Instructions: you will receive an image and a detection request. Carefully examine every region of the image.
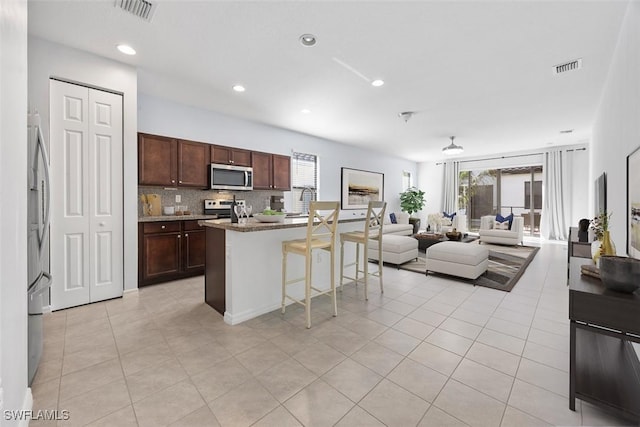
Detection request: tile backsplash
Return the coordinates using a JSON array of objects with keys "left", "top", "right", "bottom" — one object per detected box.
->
[{"left": 138, "top": 186, "right": 284, "bottom": 216}]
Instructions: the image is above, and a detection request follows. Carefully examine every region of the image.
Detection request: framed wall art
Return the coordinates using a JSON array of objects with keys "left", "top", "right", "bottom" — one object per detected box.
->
[
  {"left": 627, "top": 145, "right": 640, "bottom": 259},
  {"left": 341, "top": 167, "right": 384, "bottom": 210}
]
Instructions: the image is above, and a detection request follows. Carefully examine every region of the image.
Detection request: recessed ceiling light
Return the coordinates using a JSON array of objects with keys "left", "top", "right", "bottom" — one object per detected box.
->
[
  {"left": 371, "top": 79, "right": 385, "bottom": 87},
  {"left": 299, "top": 34, "right": 317, "bottom": 47},
  {"left": 301, "top": 109, "right": 311, "bottom": 114},
  {"left": 232, "top": 85, "right": 246, "bottom": 92},
  {"left": 559, "top": 129, "right": 574, "bottom": 134},
  {"left": 116, "top": 44, "right": 136, "bottom": 55}
]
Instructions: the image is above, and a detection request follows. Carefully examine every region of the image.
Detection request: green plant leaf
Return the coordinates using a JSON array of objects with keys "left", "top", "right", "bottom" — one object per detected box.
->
[{"left": 399, "top": 186, "right": 426, "bottom": 215}]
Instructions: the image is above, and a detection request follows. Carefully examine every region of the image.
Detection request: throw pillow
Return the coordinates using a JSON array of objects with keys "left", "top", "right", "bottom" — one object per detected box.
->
[
  {"left": 495, "top": 213, "right": 514, "bottom": 230},
  {"left": 390, "top": 213, "right": 397, "bottom": 224},
  {"left": 494, "top": 221, "right": 510, "bottom": 230}
]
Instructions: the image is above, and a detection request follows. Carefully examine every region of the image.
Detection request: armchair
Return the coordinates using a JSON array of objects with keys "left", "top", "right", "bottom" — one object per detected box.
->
[
  {"left": 479, "top": 215, "right": 524, "bottom": 245},
  {"left": 441, "top": 213, "right": 468, "bottom": 234}
]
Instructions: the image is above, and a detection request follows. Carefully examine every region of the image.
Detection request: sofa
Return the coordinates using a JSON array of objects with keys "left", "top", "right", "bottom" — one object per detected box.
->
[
  {"left": 383, "top": 212, "right": 414, "bottom": 236},
  {"left": 479, "top": 215, "right": 524, "bottom": 245}
]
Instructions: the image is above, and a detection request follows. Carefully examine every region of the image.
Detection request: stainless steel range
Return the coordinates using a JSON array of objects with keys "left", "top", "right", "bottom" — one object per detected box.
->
[{"left": 204, "top": 199, "right": 245, "bottom": 218}]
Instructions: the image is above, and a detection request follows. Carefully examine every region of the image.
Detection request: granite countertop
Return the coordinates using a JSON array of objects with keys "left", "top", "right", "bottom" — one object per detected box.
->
[
  {"left": 198, "top": 216, "right": 365, "bottom": 232},
  {"left": 139, "top": 214, "right": 220, "bottom": 223}
]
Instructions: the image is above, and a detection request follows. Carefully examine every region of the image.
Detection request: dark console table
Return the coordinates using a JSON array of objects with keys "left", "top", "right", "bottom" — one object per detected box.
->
[{"left": 569, "top": 257, "right": 640, "bottom": 422}]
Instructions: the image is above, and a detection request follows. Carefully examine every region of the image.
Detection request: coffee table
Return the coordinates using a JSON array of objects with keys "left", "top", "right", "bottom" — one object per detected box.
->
[{"left": 414, "top": 233, "right": 443, "bottom": 251}]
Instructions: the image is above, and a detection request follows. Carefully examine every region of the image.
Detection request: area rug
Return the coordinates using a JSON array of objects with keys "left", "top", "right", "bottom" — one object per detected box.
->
[{"left": 399, "top": 242, "right": 540, "bottom": 292}]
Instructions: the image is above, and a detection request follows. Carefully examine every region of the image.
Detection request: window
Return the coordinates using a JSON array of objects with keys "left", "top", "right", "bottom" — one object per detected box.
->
[
  {"left": 402, "top": 171, "right": 412, "bottom": 190},
  {"left": 291, "top": 152, "right": 318, "bottom": 213}
]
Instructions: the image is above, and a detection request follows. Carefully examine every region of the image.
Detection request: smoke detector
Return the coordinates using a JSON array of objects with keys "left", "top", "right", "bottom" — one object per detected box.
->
[
  {"left": 114, "top": 0, "right": 156, "bottom": 22},
  {"left": 553, "top": 58, "right": 582, "bottom": 75},
  {"left": 398, "top": 111, "right": 415, "bottom": 123}
]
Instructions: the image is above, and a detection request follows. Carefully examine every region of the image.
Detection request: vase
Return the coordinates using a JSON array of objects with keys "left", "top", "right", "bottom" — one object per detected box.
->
[
  {"left": 600, "top": 230, "right": 616, "bottom": 256},
  {"left": 592, "top": 231, "right": 616, "bottom": 267}
]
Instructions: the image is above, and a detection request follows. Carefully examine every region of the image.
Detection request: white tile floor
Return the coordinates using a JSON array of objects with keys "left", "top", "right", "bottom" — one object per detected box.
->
[{"left": 30, "top": 242, "right": 638, "bottom": 426}]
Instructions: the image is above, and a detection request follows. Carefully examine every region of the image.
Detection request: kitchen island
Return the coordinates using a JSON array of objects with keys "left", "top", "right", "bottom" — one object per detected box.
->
[{"left": 199, "top": 216, "right": 365, "bottom": 325}]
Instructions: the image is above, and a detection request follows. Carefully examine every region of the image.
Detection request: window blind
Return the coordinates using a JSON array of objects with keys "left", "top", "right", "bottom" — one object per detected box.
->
[{"left": 291, "top": 152, "right": 318, "bottom": 213}]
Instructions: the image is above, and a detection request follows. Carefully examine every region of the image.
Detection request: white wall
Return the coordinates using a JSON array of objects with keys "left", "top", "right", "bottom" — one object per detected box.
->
[
  {"left": 28, "top": 37, "right": 138, "bottom": 292},
  {"left": 591, "top": 1, "right": 640, "bottom": 251},
  {"left": 0, "top": 0, "right": 30, "bottom": 422},
  {"left": 138, "top": 94, "right": 417, "bottom": 217},
  {"left": 417, "top": 161, "right": 444, "bottom": 228}
]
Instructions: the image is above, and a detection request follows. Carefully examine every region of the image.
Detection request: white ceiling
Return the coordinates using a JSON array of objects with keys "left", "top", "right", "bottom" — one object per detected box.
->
[{"left": 28, "top": 1, "right": 629, "bottom": 162}]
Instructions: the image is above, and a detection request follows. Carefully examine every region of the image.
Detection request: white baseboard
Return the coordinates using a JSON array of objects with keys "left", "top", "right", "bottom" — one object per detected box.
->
[
  {"left": 19, "top": 388, "right": 33, "bottom": 427},
  {"left": 223, "top": 301, "right": 283, "bottom": 325},
  {"left": 123, "top": 288, "right": 139, "bottom": 297}
]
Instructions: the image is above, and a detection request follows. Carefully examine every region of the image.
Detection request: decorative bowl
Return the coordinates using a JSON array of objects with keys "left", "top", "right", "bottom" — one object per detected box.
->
[
  {"left": 445, "top": 230, "right": 462, "bottom": 241},
  {"left": 599, "top": 256, "right": 640, "bottom": 293},
  {"left": 254, "top": 213, "right": 286, "bottom": 223}
]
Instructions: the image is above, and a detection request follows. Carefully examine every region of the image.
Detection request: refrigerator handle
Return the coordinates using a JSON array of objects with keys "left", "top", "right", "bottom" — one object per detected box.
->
[
  {"left": 244, "top": 171, "right": 249, "bottom": 188},
  {"left": 36, "top": 125, "right": 51, "bottom": 256}
]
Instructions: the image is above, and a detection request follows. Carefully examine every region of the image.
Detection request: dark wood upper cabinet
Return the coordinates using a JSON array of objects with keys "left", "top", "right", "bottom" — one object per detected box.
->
[
  {"left": 211, "top": 145, "right": 251, "bottom": 167},
  {"left": 251, "top": 151, "right": 272, "bottom": 189},
  {"left": 251, "top": 151, "right": 291, "bottom": 190},
  {"left": 272, "top": 154, "right": 291, "bottom": 190},
  {"left": 138, "top": 133, "right": 177, "bottom": 186},
  {"left": 178, "top": 139, "right": 210, "bottom": 187},
  {"left": 139, "top": 132, "right": 288, "bottom": 190}
]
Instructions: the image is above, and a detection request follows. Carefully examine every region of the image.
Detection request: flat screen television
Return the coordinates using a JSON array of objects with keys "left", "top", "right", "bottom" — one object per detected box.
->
[{"left": 594, "top": 172, "right": 607, "bottom": 215}]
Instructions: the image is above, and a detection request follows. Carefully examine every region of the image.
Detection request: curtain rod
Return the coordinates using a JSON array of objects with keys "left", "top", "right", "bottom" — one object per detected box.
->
[{"left": 435, "top": 147, "right": 586, "bottom": 165}]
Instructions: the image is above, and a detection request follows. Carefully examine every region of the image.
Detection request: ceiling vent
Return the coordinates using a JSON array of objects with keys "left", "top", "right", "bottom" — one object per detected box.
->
[
  {"left": 114, "top": 0, "right": 156, "bottom": 22},
  {"left": 553, "top": 58, "right": 582, "bottom": 75}
]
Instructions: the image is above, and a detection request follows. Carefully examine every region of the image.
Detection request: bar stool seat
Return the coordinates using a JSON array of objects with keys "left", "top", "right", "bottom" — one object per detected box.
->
[
  {"left": 281, "top": 201, "right": 340, "bottom": 329},
  {"left": 339, "top": 201, "right": 387, "bottom": 300}
]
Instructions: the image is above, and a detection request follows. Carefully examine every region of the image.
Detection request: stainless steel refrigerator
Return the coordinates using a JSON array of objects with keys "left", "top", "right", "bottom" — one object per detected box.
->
[{"left": 27, "top": 112, "right": 52, "bottom": 385}]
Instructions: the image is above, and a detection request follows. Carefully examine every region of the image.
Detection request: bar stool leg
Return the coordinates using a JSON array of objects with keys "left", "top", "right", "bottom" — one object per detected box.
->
[
  {"left": 305, "top": 252, "right": 312, "bottom": 329},
  {"left": 330, "top": 247, "right": 337, "bottom": 317},
  {"left": 339, "top": 238, "right": 345, "bottom": 292},
  {"left": 355, "top": 243, "right": 360, "bottom": 285},
  {"left": 281, "top": 247, "right": 287, "bottom": 314},
  {"left": 363, "top": 242, "right": 369, "bottom": 300},
  {"left": 378, "top": 237, "right": 384, "bottom": 293}
]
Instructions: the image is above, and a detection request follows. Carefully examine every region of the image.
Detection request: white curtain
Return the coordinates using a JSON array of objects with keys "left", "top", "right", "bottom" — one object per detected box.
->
[
  {"left": 541, "top": 150, "right": 570, "bottom": 240},
  {"left": 443, "top": 161, "right": 459, "bottom": 214}
]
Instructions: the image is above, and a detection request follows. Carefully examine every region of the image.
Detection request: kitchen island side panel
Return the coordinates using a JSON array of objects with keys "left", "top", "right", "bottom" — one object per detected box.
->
[{"left": 205, "top": 227, "right": 226, "bottom": 315}]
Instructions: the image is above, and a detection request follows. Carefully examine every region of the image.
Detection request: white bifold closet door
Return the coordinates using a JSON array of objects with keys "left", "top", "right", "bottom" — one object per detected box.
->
[{"left": 50, "top": 80, "right": 123, "bottom": 310}]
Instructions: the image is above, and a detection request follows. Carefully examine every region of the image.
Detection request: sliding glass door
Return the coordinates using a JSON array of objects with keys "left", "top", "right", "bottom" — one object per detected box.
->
[{"left": 459, "top": 166, "right": 542, "bottom": 236}]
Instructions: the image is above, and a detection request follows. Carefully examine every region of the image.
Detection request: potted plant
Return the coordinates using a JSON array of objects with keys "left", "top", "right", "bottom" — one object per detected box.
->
[{"left": 399, "top": 187, "right": 426, "bottom": 234}]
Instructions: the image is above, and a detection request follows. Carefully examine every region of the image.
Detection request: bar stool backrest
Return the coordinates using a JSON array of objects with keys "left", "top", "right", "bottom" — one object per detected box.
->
[
  {"left": 364, "top": 201, "right": 387, "bottom": 239},
  {"left": 305, "top": 201, "right": 340, "bottom": 250}
]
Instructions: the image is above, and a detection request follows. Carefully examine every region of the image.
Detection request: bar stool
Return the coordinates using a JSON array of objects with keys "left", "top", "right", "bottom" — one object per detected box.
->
[
  {"left": 339, "top": 201, "right": 387, "bottom": 300},
  {"left": 282, "top": 201, "right": 340, "bottom": 329}
]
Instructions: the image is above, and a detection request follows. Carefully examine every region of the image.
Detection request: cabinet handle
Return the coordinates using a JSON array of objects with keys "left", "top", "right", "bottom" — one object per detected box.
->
[
  {"left": 179, "top": 180, "right": 182, "bottom": 184},
  {"left": 177, "top": 235, "right": 181, "bottom": 239},
  {"left": 161, "top": 225, "right": 166, "bottom": 229},
  {"left": 185, "top": 233, "right": 189, "bottom": 237},
  {"left": 171, "top": 180, "right": 175, "bottom": 183},
  {"left": 230, "top": 160, "right": 234, "bottom": 164}
]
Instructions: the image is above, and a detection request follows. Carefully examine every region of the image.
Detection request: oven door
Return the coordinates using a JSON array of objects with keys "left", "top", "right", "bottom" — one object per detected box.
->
[{"left": 209, "top": 164, "right": 253, "bottom": 190}]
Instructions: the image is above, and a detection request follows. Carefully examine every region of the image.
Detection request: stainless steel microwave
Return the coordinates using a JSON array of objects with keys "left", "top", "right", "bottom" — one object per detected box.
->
[{"left": 209, "top": 163, "right": 253, "bottom": 191}]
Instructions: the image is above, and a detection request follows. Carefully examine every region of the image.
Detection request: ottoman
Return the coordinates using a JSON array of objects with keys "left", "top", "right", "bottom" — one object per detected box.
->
[
  {"left": 426, "top": 242, "right": 488, "bottom": 279},
  {"left": 368, "top": 234, "right": 419, "bottom": 267}
]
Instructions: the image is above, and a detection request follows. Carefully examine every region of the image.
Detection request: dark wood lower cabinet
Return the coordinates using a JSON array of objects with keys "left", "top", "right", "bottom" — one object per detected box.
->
[
  {"left": 569, "top": 257, "right": 640, "bottom": 422},
  {"left": 183, "top": 228, "right": 205, "bottom": 273},
  {"left": 139, "top": 220, "right": 205, "bottom": 286}
]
